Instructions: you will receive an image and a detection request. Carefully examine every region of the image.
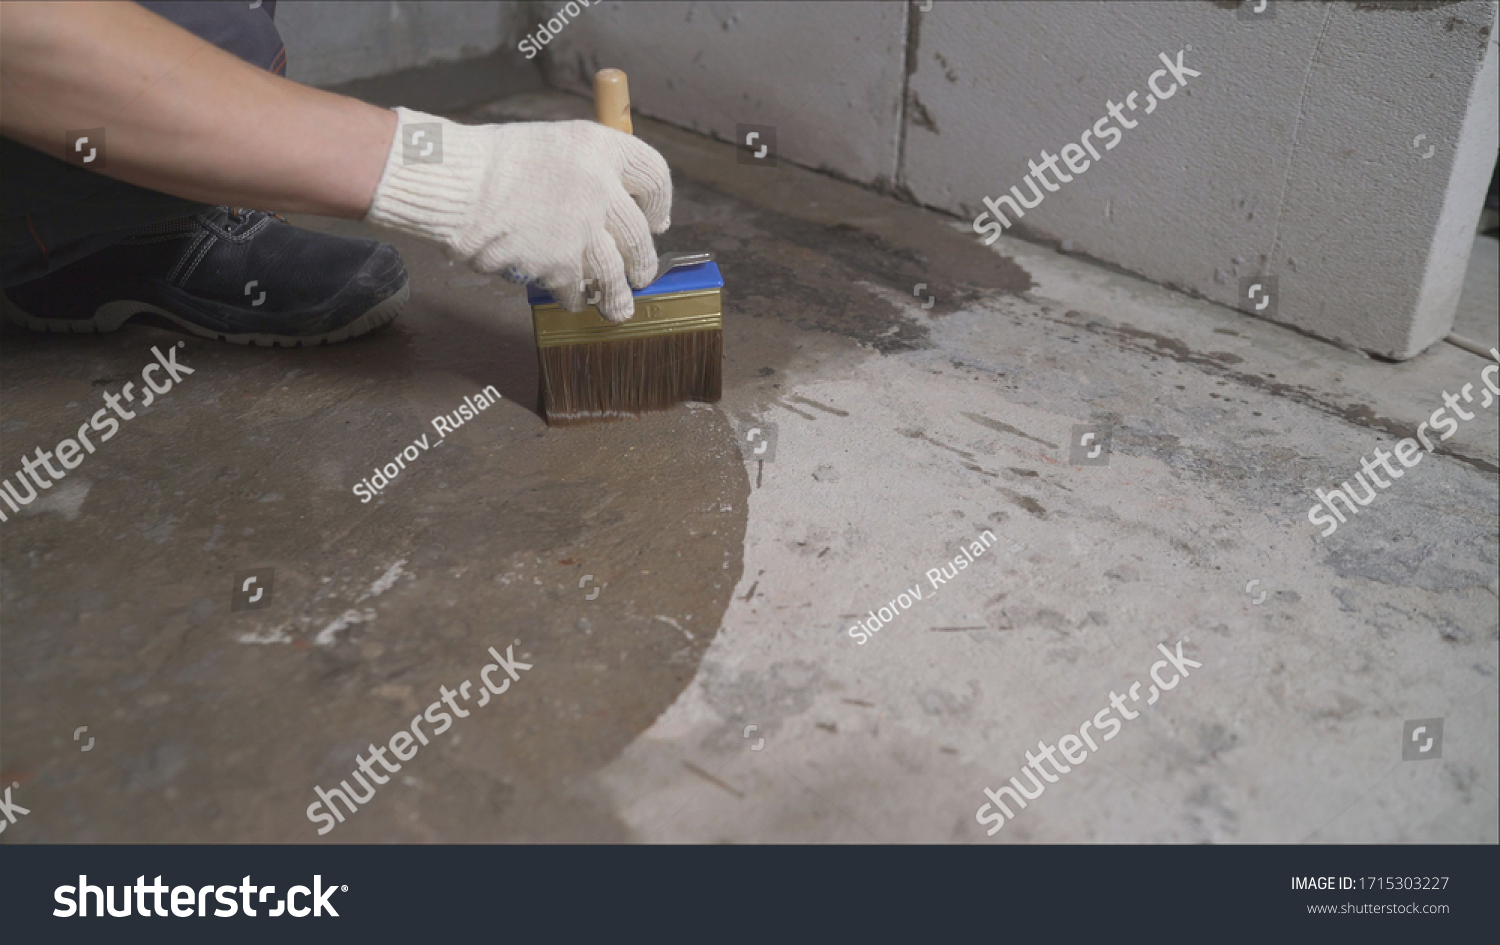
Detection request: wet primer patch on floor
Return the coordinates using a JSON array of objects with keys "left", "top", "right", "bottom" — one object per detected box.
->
[{"left": 0, "top": 220, "right": 750, "bottom": 840}]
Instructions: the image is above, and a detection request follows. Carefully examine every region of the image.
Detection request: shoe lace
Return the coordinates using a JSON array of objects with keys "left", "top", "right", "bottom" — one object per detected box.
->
[{"left": 216, "top": 206, "right": 289, "bottom": 233}]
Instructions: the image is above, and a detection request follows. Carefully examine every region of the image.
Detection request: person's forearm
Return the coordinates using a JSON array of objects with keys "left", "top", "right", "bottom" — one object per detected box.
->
[{"left": 0, "top": 1, "right": 396, "bottom": 218}]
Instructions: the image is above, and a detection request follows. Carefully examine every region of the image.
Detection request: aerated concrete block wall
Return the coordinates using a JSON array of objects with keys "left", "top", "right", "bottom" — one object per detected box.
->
[
  {"left": 278, "top": 0, "right": 530, "bottom": 88},
  {"left": 538, "top": 0, "right": 1500, "bottom": 361},
  {"left": 538, "top": 0, "right": 910, "bottom": 185}
]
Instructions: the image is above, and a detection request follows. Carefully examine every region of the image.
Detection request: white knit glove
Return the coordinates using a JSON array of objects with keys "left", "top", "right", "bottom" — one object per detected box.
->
[{"left": 363, "top": 108, "right": 672, "bottom": 323}]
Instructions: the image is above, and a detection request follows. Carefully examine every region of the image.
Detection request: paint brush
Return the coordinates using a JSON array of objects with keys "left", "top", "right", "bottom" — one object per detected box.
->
[{"left": 528, "top": 68, "right": 724, "bottom": 425}]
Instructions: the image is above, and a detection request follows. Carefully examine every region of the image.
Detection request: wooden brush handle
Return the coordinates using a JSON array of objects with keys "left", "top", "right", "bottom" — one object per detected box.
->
[{"left": 593, "top": 68, "right": 633, "bottom": 135}]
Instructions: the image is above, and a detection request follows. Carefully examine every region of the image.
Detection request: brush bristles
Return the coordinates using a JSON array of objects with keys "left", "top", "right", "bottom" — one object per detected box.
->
[{"left": 537, "top": 329, "right": 723, "bottom": 426}]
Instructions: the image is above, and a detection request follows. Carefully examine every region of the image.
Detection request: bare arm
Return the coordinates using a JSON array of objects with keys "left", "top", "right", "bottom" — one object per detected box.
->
[{"left": 0, "top": 0, "right": 396, "bottom": 218}]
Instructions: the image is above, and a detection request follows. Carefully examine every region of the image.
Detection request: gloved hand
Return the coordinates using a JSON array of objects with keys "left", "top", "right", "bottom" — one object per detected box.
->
[{"left": 363, "top": 107, "right": 672, "bottom": 323}]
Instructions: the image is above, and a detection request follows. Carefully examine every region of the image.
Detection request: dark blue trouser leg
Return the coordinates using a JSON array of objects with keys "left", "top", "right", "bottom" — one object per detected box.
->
[{"left": 0, "top": 1, "right": 288, "bottom": 288}]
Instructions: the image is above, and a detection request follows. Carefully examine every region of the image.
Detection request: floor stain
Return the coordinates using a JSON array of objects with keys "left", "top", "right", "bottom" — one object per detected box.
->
[
  {"left": 962, "top": 412, "right": 1060, "bottom": 450},
  {"left": 1083, "top": 319, "right": 1499, "bottom": 476}
]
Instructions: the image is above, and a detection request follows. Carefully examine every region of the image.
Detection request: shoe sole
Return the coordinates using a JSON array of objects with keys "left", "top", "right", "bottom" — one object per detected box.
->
[{"left": 0, "top": 281, "right": 409, "bottom": 348}]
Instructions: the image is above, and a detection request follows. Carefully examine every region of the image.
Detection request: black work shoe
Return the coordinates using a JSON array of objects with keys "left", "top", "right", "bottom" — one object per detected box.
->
[{"left": 2, "top": 208, "right": 408, "bottom": 346}]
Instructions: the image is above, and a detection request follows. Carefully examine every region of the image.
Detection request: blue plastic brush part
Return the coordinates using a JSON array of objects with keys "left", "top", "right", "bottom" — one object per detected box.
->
[{"left": 526, "top": 261, "right": 724, "bottom": 307}]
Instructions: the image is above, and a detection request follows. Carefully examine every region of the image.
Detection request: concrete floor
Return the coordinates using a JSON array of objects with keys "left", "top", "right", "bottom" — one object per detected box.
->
[{"left": 2, "top": 90, "right": 1496, "bottom": 843}]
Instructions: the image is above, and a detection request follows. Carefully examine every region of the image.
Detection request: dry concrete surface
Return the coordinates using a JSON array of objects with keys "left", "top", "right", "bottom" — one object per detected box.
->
[{"left": 1, "top": 90, "right": 1496, "bottom": 843}]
